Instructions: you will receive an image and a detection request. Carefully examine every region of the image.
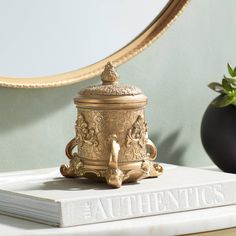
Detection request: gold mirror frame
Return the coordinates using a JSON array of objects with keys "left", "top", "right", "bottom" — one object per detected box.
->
[{"left": 0, "top": 0, "right": 188, "bottom": 88}]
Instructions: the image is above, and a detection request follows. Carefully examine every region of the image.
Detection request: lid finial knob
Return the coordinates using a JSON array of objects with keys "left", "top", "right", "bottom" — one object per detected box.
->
[{"left": 101, "top": 62, "right": 119, "bottom": 85}]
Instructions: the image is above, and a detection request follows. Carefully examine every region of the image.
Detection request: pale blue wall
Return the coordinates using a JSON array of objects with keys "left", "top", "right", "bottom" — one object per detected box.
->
[{"left": 0, "top": 0, "right": 236, "bottom": 171}]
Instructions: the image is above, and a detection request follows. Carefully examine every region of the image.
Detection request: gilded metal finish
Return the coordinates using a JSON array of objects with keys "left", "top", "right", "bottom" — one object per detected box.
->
[
  {"left": 60, "top": 62, "right": 163, "bottom": 188},
  {"left": 0, "top": 0, "right": 189, "bottom": 88}
]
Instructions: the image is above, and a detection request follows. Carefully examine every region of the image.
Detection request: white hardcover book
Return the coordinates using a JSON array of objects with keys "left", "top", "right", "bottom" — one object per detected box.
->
[{"left": 0, "top": 164, "right": 236, "bottom": 227}]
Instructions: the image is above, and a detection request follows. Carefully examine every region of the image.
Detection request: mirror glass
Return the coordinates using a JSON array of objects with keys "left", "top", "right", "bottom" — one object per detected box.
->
[{"left": 0, "top": 0, "right": 169, "bottom": 78}]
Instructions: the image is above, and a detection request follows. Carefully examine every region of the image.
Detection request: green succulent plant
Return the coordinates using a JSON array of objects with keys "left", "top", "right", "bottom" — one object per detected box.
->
[{"left": 208, "top": 63, "right": 236, "bottom": 107}]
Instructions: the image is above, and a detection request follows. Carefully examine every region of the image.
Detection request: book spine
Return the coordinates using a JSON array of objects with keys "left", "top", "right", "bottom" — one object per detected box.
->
[{"left": 60, "top": 181, "right": 236, "bottom": 227}]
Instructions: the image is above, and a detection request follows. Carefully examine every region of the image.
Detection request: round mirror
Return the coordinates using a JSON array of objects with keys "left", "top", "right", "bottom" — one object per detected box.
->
[{"left": 0, "top": 0, "right": 188, "bottom": 88}]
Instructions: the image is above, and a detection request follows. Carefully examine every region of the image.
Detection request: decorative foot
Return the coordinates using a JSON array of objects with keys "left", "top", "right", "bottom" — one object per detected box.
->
[
  {"left": 60, "top": 154, "right": 83, "bottom": 178},
  {"left": 141, "top": 160, "right": 163, "bottom": 178},
  {"left": 105, "top": 167, "right": 124, "bottom": 188},
  {"left": 152, "top": 162, "right": 163, "bottom": 176}
]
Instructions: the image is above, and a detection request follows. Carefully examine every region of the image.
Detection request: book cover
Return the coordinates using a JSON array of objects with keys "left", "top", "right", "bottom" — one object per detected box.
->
[{"left": 0, "top": 164, "right": 235, "bottom": 227}]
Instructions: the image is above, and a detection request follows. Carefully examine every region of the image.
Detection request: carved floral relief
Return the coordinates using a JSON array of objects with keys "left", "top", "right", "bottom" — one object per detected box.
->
[
  {"left": 125, "top": 115, "right": 148, "bottom": 161},
  {"left": 75, "top": 114, "right": 98, "bottom": 147}
]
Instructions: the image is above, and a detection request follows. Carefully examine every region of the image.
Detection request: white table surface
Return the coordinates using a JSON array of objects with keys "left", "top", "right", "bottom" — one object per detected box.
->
[{"left": 0, "top": 204, "right": 236, "bottom": 236}]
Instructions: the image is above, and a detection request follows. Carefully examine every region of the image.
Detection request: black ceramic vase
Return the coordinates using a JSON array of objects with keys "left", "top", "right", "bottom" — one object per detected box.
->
[{"left": 201, "top": 101, "right": 236, "bottom": 173}]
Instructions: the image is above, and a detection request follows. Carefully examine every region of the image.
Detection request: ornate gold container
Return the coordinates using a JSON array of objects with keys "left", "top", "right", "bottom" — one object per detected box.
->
[{"left": 60, "top": 62, "right": 163, "bottom": 188}]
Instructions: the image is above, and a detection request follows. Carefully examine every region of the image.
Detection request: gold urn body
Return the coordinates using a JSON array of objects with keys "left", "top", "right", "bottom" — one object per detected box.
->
[{"left": 60, "top": 62, "right": 163, "bottom": 188}]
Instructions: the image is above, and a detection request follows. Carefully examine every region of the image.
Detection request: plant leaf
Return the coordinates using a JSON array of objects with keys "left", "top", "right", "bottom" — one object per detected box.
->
[
  {"left": 223, "top": 76, "right": 236, "bottom": 86},
  {"left": 227, "top": 63, "right": 235, "bottom": 77},
  {"left": 222, "top": 78, "right": 232, "bottom": 91},
  {"left": 208, "top": 82, "right": 225, "bottom": 93},
  {"left": 211, "top": 95, "right": 235, "bottom": 107}
]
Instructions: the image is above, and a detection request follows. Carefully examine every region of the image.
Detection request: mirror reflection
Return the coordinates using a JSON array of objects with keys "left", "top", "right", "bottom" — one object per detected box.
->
[{"left": 0, "top": 0, "right": 168, "bottom": 78}]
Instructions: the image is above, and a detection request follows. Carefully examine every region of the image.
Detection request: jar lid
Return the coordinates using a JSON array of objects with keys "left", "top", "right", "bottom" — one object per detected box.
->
[{"left": 74, "top": 62, "right": 147, "bottom": 109}]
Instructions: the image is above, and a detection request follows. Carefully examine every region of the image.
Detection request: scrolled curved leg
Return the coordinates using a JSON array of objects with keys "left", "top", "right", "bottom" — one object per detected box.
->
[
  {"left": 144, "top": 138, "right": 163, "bottom": 178},
  {"left": 60, "top": 136, "right": 84, "bottom": 178}
]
